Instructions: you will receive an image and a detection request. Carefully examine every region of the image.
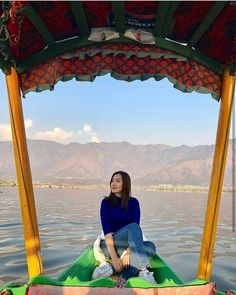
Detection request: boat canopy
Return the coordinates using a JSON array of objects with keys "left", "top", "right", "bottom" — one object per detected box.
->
[{"left": 0, "top": 1, "right": 235, "bottom": 99}]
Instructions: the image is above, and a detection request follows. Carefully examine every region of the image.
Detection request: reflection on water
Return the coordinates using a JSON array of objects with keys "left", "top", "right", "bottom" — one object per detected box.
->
[{"left": 0, "top": 187, "right": 235, "bottom": 290}]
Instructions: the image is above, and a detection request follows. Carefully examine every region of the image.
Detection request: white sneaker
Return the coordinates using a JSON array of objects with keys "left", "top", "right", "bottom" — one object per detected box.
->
[
  {"left": 92, "top": 262, "right": 113, "bottom": 280},
  {"left": 139, "top": 269, "right": 157, "bottom": 285}
]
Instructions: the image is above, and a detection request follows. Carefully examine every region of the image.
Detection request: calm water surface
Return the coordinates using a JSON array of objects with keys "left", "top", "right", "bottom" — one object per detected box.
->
[{"left": 0, "top": 187, "right": 235, "bottom": 291}]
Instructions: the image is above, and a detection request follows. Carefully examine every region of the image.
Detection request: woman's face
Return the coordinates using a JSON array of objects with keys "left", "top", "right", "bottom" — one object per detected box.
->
[{"left": 110, "top": 174, "right": 123, "bottom": 197}]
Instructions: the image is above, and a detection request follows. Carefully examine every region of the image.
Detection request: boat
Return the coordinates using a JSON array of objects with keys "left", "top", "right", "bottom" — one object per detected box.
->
[
  {"left": 0, "top": 246, "right": 219, "bottom": 295},
  {"left": 0, "top": 1, "right": 235, "bottom": 294}
]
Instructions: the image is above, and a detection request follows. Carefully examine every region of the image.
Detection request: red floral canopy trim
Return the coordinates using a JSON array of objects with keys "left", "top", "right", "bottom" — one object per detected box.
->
[{"left": 20, "top": 44, "right": 221, "bottom": 100}]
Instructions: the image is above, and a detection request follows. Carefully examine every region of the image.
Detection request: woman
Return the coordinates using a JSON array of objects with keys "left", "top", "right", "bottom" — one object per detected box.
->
[{"left": 92, "top": 171, "right": 157, "bottom": 287}]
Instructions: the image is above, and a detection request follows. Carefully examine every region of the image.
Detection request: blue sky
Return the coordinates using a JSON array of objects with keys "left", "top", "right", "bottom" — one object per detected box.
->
[{"left": 0, "top": 70, "right": 226, "bottom": 146}]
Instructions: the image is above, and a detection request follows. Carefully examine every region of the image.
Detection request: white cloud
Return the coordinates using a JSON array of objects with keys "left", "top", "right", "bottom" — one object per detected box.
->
[
  {"left": 24, "top": 118, "right": 33, "bottom": 129},
  {"left": 76, "top": 124, "right": 100, "bottom": 143},
  {"left": 0, "top": 123, "right": 12, "bottom": 141},
  {"left": 0, "top": 119, "right": 100, "bottom": 144},
  {"left": 30, "top": 123, "right": 100, "bottom": 144},
  {"left": 90, "top": 133, "right": 100, "bottom": 143},
  {"left": 83, "top": 124, "right": 92, "bottom": 132},
  {"left": 0, "top": 119, "right": 33, "bottom": 141},
  {"left": 33, "top": 127, "right": 73, "bottom": 144}
]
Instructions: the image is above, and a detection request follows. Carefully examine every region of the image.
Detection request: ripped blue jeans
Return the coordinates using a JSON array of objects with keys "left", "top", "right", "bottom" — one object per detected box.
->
[{"left": 100, "top": 222, "right": 156, "bottom": 280}]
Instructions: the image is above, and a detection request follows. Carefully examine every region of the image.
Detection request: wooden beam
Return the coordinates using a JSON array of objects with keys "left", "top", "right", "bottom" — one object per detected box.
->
[
  {"left": 155, "top": 37, "right": 224, "bottom": 75},
  {"left": 6, "top": 67, "right": 44, "bottom": 278},
  {"left": 69, "top": 1, "right": 90, "bottom": 36},
  {"left": 197, "top": 66, "right": 235, "bottom": 280},
  {"left": 17, "top": 36, "right": 224, "bottom": 76},
  {"left": 18, "top": 36, "right": 94, "bottom": 73},
  {"left": 189, "top": 2, "right": 227, "bottom": 47},
  {"left": 24, "top": 3, "right": 55, "bottom": 47},
  {"left": 154, "top": 2, "right": 170, "bottom": 37},
  {"left": 112, "top": 1, "right": 125, "bottom": 34},
  {"left": 161, "top": 1, "right": 179, "bottom": 37},
  {"left": 0, "top": 58, "right": 11, "bottom": 74}
]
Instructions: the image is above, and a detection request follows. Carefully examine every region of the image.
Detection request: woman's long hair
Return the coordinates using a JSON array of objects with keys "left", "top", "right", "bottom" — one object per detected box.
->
[{"left": 106, "top": 171, "right": 131, "bottom": 210}]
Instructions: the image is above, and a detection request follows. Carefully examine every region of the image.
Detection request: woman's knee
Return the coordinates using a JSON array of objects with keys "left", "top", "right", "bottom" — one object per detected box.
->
[
  {"left": 144, "top": 241, "right": 156, "bottom": 257},
  {"left": 126, "top": 222, "right": 142, "bottom": 233},
  {"left": 128, "top": 222, "right": 141, "bottom": 230}
]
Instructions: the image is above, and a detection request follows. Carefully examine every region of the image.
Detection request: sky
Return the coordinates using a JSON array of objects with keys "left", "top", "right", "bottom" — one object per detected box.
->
[{"left": 0, "top": 70, "right": 233, "bottom": 147}]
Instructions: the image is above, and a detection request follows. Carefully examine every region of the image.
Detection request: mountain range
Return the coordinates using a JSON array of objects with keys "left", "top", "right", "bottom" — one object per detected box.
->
[{"left": 0, "top": 139, "right": 234, "bottom": 186}]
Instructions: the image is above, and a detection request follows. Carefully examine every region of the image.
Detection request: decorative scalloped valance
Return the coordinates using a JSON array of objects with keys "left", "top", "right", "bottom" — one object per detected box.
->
[{"left": 20, "top": 43, "right": 221, "bottom": 100}]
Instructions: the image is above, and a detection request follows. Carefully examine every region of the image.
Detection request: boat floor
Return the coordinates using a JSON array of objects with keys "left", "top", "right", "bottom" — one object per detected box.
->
[{"left": 0, "top": 247, "right": 235, "bottom": 295}]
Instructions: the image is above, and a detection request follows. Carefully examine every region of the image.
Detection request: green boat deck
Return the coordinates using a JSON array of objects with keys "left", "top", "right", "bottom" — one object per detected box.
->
[{"left": 1, "top": 246, "right": 231, "bottom": 295}]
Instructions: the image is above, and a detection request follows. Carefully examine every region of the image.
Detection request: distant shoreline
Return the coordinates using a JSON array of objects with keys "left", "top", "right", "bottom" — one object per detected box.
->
[{"left": 0, "top": 181, "right": 233, "bottom": 193}]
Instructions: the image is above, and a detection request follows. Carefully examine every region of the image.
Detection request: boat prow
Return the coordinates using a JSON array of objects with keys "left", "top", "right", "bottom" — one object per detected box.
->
[{"left": 1, "top": 246, "right": 233, "bottom": 295}]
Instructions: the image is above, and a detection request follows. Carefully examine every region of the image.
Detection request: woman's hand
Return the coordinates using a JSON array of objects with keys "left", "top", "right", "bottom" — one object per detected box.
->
[
  {"left": 111, "top": 256, "right": 123, "bottom": 272},
  {"left": 105, "top": 234, "right": 123, "bottom": 272},
  {"left": 121, "top": 251, "right": 130, "bottom": 269}
]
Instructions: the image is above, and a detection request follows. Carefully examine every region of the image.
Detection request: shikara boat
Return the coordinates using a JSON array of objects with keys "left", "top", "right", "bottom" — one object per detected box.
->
[
  {"left": 0, "top": 246, "right": 222, "bottom": 295},
  {"left": 0, "top": 1, "right": 235, "bottom": 294}
]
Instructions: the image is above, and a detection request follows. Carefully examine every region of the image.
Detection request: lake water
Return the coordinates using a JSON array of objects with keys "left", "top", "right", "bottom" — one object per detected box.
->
[{"left": 0, "top": 187, "right": 235, "bottom": 291}]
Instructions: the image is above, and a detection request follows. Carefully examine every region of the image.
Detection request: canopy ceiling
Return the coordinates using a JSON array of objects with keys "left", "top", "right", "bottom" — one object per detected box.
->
[{"left": 0, "top": 1, "right": 235, "bottom": 99}]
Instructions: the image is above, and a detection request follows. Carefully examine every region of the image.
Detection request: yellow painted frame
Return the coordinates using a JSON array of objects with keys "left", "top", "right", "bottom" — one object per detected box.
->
[
  {"left": 6, "top": 67, "right": 44, "bottom": 278},
  {"left": 197, "top": 66, "right": 235, "bottom": 280}
]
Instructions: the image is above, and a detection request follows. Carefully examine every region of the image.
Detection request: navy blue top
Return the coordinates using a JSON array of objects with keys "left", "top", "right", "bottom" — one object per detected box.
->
[{"left": 100, "top": 196, "right": 140, "bottom": 235}]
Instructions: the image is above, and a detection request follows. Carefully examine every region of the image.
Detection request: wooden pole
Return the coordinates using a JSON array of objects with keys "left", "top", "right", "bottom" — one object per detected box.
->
[
  {"left": 197, "top": 66, "right": 235, "bottom": 280},
  {"left": 6, "top": 67, "right": 44, "bottom": 278}
]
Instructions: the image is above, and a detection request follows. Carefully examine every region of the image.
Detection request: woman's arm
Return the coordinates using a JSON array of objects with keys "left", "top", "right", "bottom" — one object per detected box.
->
[
  {"left": 100, "top": 199, "right": 122, "bottom": 271},
  {"left": 121, "top": 198, "right": 140, "bottom": 268},
  {"left": 105, "top": 233, "right": 123, "bottom": 272},
  {"left": 132, "top": 198, "right": 140, "bottom": 224}
]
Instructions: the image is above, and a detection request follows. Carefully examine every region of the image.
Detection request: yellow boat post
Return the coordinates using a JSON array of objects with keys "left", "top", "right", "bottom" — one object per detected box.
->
[
  {"left": 197, "top": 66, "right": 236, "bottom": 280},
  {"left": 6, "top": 67, "right": 44, "bottom": 278}
]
